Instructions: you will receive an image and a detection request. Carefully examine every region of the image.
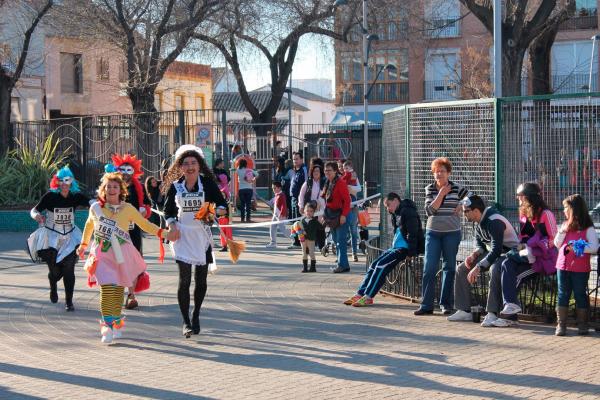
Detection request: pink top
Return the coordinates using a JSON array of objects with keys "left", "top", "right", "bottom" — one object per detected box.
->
[
  {"left": 520, "top": 209, "right": 558, "bottom": 246},
  {"left": 555, "top": 227, "right": 600, "bottom": 273}
]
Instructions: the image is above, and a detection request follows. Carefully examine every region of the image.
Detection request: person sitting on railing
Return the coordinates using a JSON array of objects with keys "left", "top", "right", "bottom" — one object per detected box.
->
[
  {"left": 447, "top": 195, "right": 519, "bottom": 327},
  {"left": 498, "top": 182, "right": 558, "bottom": 327},
  {"left": 343, "top": 192, "right": 424, "bottom": 307}
]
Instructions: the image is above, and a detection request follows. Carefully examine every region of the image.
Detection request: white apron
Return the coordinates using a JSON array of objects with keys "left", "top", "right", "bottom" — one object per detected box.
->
[
  {"left": 27, "top": 206, "right": 82, "bottom": 263},
  {"left": 170, "top": 179, "right": 213, "bottom": 265}
]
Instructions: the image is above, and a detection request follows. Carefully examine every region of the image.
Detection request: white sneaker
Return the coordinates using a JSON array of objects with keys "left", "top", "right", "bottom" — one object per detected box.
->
[
  {"left": 481, "top": 313, "right": 498, "bottom": 327},
  {"left": 447, "top": 310, "right": 472, "bottom": 321},
  {"left": 265, "top": 243, "right": 277, "bottom": 249},
  {"left": 101, "top": 326, "right": 113, "bottom": 344},
  {"left": 501, "top": 303, "right": 522, "bottom": 315},
  {"left": 492, "top": 318, "right": 519, "bottom": 327}
]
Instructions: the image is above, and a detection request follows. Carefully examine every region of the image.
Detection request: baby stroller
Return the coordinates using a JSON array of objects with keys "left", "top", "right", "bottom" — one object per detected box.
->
[{"left": 320, "top": 201, "right": 370, "bottom": 257}]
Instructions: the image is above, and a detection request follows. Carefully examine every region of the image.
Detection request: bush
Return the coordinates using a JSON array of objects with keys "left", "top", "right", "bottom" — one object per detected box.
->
[{"left": 0, "top": 134, "right": 70, "bottom": 206}]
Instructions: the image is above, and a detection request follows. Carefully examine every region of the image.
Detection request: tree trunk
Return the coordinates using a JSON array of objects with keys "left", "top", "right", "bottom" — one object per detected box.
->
[
  {"left": 128, "top": 87, "right": 160, "bottom": 161},
  {"left": 529, "top": 26, "right": 560, "bottom": 95},
  {"left": 502, "top": 46, "right": 526, "bottom": 97},
  {"left": 0, "top": 77, "right": 14, "bottom": 155}
]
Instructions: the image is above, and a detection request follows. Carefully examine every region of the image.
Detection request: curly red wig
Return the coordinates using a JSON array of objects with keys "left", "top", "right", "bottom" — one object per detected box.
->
[{"left": 111, "top": 153, "right": 143, "bottom": 179}]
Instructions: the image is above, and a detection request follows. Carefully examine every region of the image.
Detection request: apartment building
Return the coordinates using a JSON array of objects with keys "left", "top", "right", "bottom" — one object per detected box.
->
[{"left": 334, "top": 0, "right": 599, "bottom": 114}]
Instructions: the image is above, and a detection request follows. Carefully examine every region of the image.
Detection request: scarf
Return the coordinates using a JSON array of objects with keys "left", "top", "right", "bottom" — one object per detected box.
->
[{"left": 322, "top": 174, "right": 339, "bottom": 202}]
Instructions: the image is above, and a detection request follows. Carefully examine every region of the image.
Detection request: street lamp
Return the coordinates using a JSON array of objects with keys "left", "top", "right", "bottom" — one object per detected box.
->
[
  {"left": 588, "top": 35, "right": 600, "bottom": 93},
  {"left": 334, "top": 0, "right": 376, "bottom": 199}
]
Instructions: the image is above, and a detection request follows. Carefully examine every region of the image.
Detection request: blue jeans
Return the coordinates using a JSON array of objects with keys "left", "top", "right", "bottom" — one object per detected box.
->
[
  {"left": 332, "top": 219, "right": 349, "bottom": 269},
  {"left": 421, "top": 229, "right": 461, "bottom": 311},
  {"left": 557, "top": 269, "right": 590, "bottom": 308},
  {"left": 347, "top": 207, "right": 359, "bottom": 254},
  {"left": 358, "top": 249, "right": 407, "bottom": 298}
]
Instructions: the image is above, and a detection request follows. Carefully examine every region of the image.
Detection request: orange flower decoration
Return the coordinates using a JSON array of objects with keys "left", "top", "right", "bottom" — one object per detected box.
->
[{"left": 194, "top": 202, "right": 216, "bottom": 224}]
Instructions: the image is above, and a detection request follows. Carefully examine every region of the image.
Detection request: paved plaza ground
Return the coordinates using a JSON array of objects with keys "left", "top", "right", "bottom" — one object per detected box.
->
[{"left": 1, "top": 229, "right": 600, "bottom": 400}]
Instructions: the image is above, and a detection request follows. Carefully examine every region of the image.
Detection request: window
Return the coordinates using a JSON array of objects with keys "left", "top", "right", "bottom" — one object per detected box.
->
[
  {"left": 322, "top": 112, "right": 327, "bottom": 124},
  {"left": 175, "top": 94, "right": 184, "bottom": 110},
  {"left": 60, "top": 53, "right": 83, "bottom": 94},
  {"left": 425, "top": 50, "right": 460, "bottom": 100},
  {"left": 551, "top": 41, "right": 598, "bottom": 93},
  {"left": 96, "top": 57, "right": 109, "bottom": 81},
  {"left": 119, "top": 60, "right": 127, "bottom": 82},
  {"left": 425, "top": 0, "right": 461, "bottom": 38},
  {"left": 10, "top": 97, "right": 20, "bottom": 121},
  {"left": 195, "top": 95, "right": 205, "bottom": 118}
]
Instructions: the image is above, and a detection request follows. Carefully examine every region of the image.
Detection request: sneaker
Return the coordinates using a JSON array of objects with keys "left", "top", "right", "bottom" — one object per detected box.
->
[
  {"left": 265, "top": 243, "right": 277, "bottom": 249},
  {"left": 352, "top": 296, "right": 374, "bottom": 307},
  {"left": 440, "top": 306, "right": 452, "bottom": 315},
  {"left": 501, "top": 302, "right": 522, "bottom": 315},
  {"left": 481, "top": 313, "right": 498, "bottom": 327},
  {"left": 113, "top": 328, "right": 122, "bottom": 339},
  {"left": 65, "top": 303, "right": 75, "bottom": 312},
  {"left": 101, "top": 326, "right": 113, "bottom": 344},
  {"left": 332, "top": 266, "right": 350, "bottom": 273},
  {"left": 343, "top": 294, "right": 363, "bottom": 305},
  {"left": 413, "top": 308, "right": 434, "bottom": 316},
  {"left": 492, "top": 317, "right": 519, "bottom": 327},
  {"left": 447, "top": 310, "right": 472, "bottom": 322}
]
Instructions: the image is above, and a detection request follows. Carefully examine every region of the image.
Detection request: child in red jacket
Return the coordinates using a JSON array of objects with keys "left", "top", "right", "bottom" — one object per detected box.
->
[{"left": 266, "top": 181, "right": 288, "bottom": 248}]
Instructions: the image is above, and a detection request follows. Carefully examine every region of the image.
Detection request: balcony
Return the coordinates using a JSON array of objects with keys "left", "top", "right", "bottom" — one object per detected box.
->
[
  {"left": 424, "top": 17, "right": 461, "bottom": 38},
  {"left": 560, "top": 8, "right": 598, "bottom": 30},
  {"left": 341, "top": 82, "right": 409, "bottom": 105},
  {"left": 424, "top": 80, "right": 460, "bottom": 101},
  {"left": 552, "top": 73, "right": 598, "bottom": 94}
]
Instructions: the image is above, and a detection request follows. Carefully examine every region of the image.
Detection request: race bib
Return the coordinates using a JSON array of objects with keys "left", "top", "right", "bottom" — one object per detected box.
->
[
  {"left": 95, "top": 216, "right": 117, "bottom": 241},
  {"left": 53, "top": 207, "right": 74, "bottom": 226},
  {"left": 181, "top": 192, "right": 204, "bottom": 214}
]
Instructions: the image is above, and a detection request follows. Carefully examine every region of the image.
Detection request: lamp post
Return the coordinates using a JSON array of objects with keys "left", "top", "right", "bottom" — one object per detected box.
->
[
  {"left": 493, "top": 0, "right": 502, "bottom": 97},
  {"left": 588, "top": 35, "right": 600, "bottom": 93},
  {"left": 334, "top": 0, "right": 376, "bottom": 199}
]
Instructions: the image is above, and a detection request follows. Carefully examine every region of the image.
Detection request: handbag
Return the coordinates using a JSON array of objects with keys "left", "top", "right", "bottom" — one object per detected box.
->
[{"left": 323, "top": 208, "right": 342, "bottom": 229}]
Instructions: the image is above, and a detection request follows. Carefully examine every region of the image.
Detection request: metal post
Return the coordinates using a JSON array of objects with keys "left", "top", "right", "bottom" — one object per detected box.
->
[
  {"left": 221, "top": 110, "right": 228, "bottom": 165},
  {"left": 362, "top": 0, "right": 369, "bottom": 199},
  {"left": 177, "top": 110, "right": 185, "bottom": 144},
  {"left": 288, "top": 70, "right": 293, "bottom": 156},
  {"left": 588, "top": 35, "right": 598, "bottom": 93},
  {"left": 493, "top": 0, "right": 502, "bottom": 98}
]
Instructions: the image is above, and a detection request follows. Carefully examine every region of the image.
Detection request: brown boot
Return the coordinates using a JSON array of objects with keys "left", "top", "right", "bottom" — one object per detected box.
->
[
  {"left": 555, "top": 306, "right": 568, "bottom": 336},
  {"left": 576, "top": 308, "right": 589, "bottom": 335}
]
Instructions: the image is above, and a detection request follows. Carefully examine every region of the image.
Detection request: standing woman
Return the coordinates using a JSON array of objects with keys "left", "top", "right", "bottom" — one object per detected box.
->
[
  {"left": 162, "top": 145, "right": 227, "bottom": 337},
  {"left": 415, "top": 157, "right": 470, "bottom": 315},
  {"left": 77, "top": 173, "right": 168, "bottom": 344},
  {"left": 28, "top": 166, "right": 90, "bottom": 311},
  {"left": 322, "top": 162, "right": 351, "bottom": 273},
  {"left": 236, "top": 159, "right": 258, "bottom": 222}
]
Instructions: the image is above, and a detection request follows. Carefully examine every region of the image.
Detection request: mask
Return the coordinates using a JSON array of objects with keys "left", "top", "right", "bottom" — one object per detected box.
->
[
  {"left": 60, "top": 177, "right": 73, "bottom": 185},
  {"left": 118, "top": 165, "right": 135, "bottom": 175}
]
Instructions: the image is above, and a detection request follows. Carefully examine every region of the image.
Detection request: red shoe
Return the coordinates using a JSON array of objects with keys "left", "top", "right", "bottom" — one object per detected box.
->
[
  {"left": 343, "top": 294, "right": 362, "bottom": 305},
  {"left": 352, "top": 296, "right": 374, "bottom": 307}
]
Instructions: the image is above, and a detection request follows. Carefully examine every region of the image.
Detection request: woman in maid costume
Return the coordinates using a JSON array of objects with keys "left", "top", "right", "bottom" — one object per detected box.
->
[
  {"left": 77, "top": 172, "right": 174, "bottom": 344},
  {"left": 28, "top": 166, "right": 91, "bottom": 311},
  {"left": 162, "top": 145, "right": 227, "bottom": 338}
]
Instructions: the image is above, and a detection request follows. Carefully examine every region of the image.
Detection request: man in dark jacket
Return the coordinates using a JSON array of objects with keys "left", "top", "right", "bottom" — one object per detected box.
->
[
  {"left": 288, "top": 151, "right": 308, "bottom": 248},
  {"left": 447, "top": 195, "right": 519, "bottom": 327},
  {"left": 343, "top": 192, "right": 424, "bottom": 307}
]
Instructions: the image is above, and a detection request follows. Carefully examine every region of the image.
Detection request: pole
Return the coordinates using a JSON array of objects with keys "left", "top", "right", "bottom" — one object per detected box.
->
[
  {"left": 362, "top": 0, "right": 368, "bottom": 199},
  {"left": 588, "top": 36, "right": 597, "bottom": 93},
  {"left": 288, "top": 69, "right": 293, "bottom": 157},
  {"left": 493, "top": 0, "right": 502, "bottom": 98}
]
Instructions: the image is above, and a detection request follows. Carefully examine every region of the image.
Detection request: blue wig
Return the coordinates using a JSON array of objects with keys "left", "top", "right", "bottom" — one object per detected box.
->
[{"left": 51, "top": 165, "right": 80, "bottom": 193}]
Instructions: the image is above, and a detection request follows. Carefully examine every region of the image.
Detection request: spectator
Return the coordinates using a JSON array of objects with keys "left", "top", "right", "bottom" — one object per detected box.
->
[
  {"left": 447, "top": 195, "right": 519, "bottom": 327},
  {"left": 144, "top": 176, "right": 164, "bottom": 227},
  {"left": 232, "top": 144, "right": 243, "bottom": 159},
  {"left": 282, "top": 159, "right": 294, "bottom": 216},
  {"left": 498, "top": 182, "right": 558, "bottom": 326},
  {"left": 288, "top": 152, "right": 308, "bottom": 248},
  {"left": 415, "top": 157, "right": 470, "bottom": 316},
  {"left": 299, "top": 164, "right": 327, "bottom": 250},
  {"left": 342, "top": 160, "right": 362, "bottom": 262},
  {"left": 344, "top": 192, "right": 424, "bottom": 307},
  {"left": 213, "top": 158, "right": 231, "bottom": 201},
  {"left": 310, "top": 156, "right": 324, "bottom": 170},
  {"left": 322, "top": 161, "right": 351, "bottom": 273},
  {"left": 299, "top": 202, "right": 321, "bottom": 273},
  {"left": 554, "top": 194, "right": 599, "bottom": 336},
  {"left": 236, "top": 159, "right": 258, "bottom": 222},
  {"left": 265, "top": 181, "right": 288, "bottom": 249}
]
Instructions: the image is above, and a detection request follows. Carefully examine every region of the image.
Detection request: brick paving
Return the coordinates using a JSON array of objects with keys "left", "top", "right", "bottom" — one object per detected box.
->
[{"left": 1, "top": 230, "right": 599, "bottom": 399}]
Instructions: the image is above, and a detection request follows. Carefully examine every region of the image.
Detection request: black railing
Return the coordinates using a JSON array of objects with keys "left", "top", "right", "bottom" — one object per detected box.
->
[
  {"left": 424, "top": 17, "right": 461, "bottom": 38},
  {"left": 423, "top": 80, "right": 460, "bottom": 101},
  {"left": 552, "top": 73, "right": 599, "bottom": 94},
  {"left": 341, "top": 82, "right": 409, "bottom": 105},
  {"left": 560, "top": 8, "right": 598, "bottom": 30}
]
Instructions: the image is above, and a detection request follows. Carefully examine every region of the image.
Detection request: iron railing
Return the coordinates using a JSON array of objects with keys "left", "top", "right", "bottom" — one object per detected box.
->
[
  {"left": 424, "top": 17, "right": 461, "bottom": 38},
  {"left": 559, "top": 8, "right": 598, "bottom": 30},
  {"left": 341, "top": 82, "right": 409, "bottom": 105},
  {"left": 552, "top": 73, "right": 599, "bottom": 94}
]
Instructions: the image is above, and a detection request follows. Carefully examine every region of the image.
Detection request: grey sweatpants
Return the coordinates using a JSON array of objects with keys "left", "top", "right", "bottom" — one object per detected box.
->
[{"left": 454, "top": 254, "right": 504, "bottom": 314}]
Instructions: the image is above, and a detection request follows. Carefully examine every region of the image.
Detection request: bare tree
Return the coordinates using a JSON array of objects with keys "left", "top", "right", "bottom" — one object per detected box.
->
[
  {"left": 193, "top": 0, "right": 356, "bottom": 135},
  {"left": 0, "top": 0, "right": 53, "bottom": 154},
  {"left": 460, "top": 0, "right": 575, "bottom": 96}
]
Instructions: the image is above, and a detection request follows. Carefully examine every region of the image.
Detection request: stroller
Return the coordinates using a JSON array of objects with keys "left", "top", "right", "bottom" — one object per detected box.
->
[{"left": 321, "top": 201, "right": 370, "bottom": 257}]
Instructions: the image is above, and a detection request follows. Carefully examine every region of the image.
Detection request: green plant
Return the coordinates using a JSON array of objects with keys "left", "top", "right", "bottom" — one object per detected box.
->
[{"left": 0, "top": 133, "right": 71, "bottom": 206}]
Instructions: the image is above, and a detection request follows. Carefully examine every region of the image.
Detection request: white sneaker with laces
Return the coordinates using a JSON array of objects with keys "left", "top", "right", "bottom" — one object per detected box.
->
[
  {"left": 501, "top": 302, "right": 522, "bottom": 315},
  {"left": 481, "top": 313, "right": 498, "bottom": 327},
  {"left": 101, "top": 326, "right": 113, "bottom": 344},
  {"left": 447, "top": 310, "right": 472, "bottom": 321},
  {"left": 492, "top": 318, "right": 518, "bottom": 327}
]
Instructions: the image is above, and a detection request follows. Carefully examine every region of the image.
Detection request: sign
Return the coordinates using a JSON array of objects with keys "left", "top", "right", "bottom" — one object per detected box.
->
[{"left": 195, "top": 124, "right": 212, "bottom": 146}]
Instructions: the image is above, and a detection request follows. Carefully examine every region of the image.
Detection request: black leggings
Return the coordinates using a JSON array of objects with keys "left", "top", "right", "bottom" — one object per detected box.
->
[
  {"left": 39, "top": 248, "right": 77, "bottom": 304},
  {"left": 176, "top": 261, "right": 208, "bottom": 325}
]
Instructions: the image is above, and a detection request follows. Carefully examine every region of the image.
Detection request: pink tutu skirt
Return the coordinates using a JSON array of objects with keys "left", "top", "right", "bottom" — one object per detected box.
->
[{"left": 88, "top": 242, "right": 148, "bottom": 289}]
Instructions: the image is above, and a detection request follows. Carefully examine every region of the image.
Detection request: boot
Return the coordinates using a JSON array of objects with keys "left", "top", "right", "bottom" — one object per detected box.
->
[
  {"left": 49, "top": 279, "right": 58, "bottom": 304},
  {"left": 555, "top": 306, "right": 568, "bottom": 336},
  {"left": 301, "top": 259, "right": 308, "bottom": 273},
  {"left": 309, "top": 260, "right": 317, "bottom": 273},
  {"left": 192, "top": 308, "right": 200, "bottom": 335},
  {"left": 576, "top": 308, "right": 589, "bottom": 335}
]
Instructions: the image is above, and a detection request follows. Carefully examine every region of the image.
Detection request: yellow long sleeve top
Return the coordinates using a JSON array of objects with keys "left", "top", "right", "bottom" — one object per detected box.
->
[{"left": 81, "top": 202, "right": 161, "bottom": 245}]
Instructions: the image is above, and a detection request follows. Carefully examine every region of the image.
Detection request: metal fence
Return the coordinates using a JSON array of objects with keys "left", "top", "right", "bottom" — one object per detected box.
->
[{"left": 379, "top": 92, "right": 600, "bottom": 320}]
